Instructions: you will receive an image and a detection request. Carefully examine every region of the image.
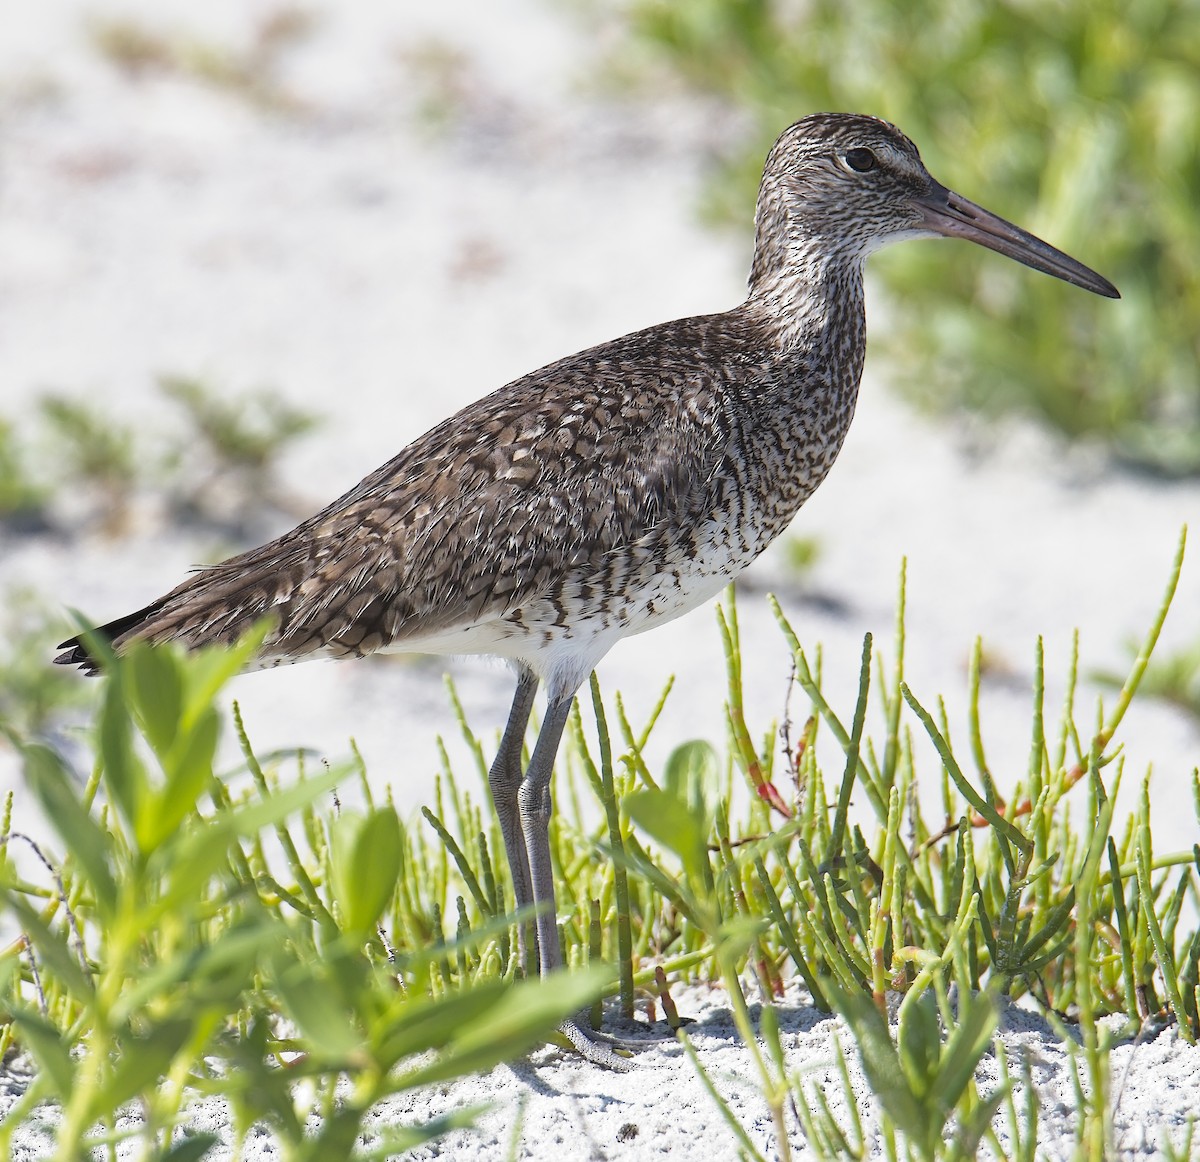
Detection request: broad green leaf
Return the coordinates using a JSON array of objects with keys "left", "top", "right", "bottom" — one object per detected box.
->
[
  {"left": 624, "top": 786, "right": 708, "bottom": 885},
  {"left": 663, "top": 739, "right": 720, "bottom": 815},
  {"left": 90, "top": 1018, "right": 193, "bottom": 1119},
  {"left": 127, "top": 643, "right": 182, "bottom": 757},
  {"left": 897, "top": 992, "right": 940, "bottom": 1100},
  {"left": 399, "top": 966, "right": 611, "bottom": 1087},
  {"left": 99, "top": 674, "right": 146, "bottom": 837},
  {"left": 138, "top": 706, "right": 220, "bottom": 854},
  {"left": 270, "top": 950, "right": 364, "bottom": 1058},
  {"left": 628, "top": 740, "right": 719, "bottom": 887},
  {"left": 353, "top": 1108, "right": 488, "bottom": 1160},
  {"left": 956, "top": 1087, "right": 1009, "bottom": 1159},
  {"left": 181, "top": 622, "right": 272, "bottom": 729},
  {"left": 0, "top": 887, "right": 94, "bottom": 1002},
  {"left": 158, "top": 1135, "right": 221, "bottom": 1162},
  {"left": 930, "top": 992, "right": 999, "bottom": 1114},
  {"left": 8, "top": 1007, "right": 74, "bottom": 1098},
  {"left": 21, "top": 741, "right": 117, "bottom": 916},
  {"left": 713, "top": 915, "right": 768, "bottom": 969},
  {"left": 830, "top": 986, "right": 927, "bottom": 1146},
  {"left": 226, "top": 764, "right": 346, "bottom": 839},
  {"left": 66, "top": 610, "right": 118, "bottom": 670},
  {"left": 153, "top": 817, "right": 240, "bottom": 920},
  {"left": 205, "top": 1013, "right": 304, "bottom": 1139},
  {"left": 610, "top": 832, "right": 703, "bottom": 924},
  {"left": 297, "top": 1108, "right": 369, "bottom": 1161},
  {"left": 147, "top": 766, "right": 344, "bottom": 919},
  {"left": 375, "top": 979, "right": 513, "bottom": 1067},
  {"left": 331, "top": 807, "right": 402, "bottom": 936},
  {"left": 111, "top": 921, "right": 283, "bottom": 1026}
]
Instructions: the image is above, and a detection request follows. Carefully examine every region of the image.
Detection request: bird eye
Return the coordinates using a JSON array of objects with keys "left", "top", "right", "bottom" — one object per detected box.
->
[{"left": 844, "top": 147, "right": 877, "bottom": 173}]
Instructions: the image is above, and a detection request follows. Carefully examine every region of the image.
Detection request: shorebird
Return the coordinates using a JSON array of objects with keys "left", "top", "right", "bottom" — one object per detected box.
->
[{"left": 57, "top": 113, "right": 1118, "bottom": 1066}]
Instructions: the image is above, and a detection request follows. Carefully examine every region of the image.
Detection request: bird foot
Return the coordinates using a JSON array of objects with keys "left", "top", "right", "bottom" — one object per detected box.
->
[{"left": 555, "top": 1017, "right": 636, "bottom": 1070}]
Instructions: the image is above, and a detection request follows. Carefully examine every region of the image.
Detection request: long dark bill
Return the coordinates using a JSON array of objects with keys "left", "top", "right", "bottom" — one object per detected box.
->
[{"left": 915, "top": 181, "right": 1120, "bottom": 299}]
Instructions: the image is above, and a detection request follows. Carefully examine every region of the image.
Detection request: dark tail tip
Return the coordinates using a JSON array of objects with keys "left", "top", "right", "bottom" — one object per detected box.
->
[
  {"left": 54, "top": 602, "right": 167, "bottom": 675},
  {"left": 53, "top": 637, "right": 101, "bottom": 673}
]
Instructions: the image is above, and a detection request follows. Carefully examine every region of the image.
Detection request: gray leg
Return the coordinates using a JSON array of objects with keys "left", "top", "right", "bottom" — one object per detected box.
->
[
  {"left": 488, "top": 671, "right": 539, "bottom": 972},
  {"left": 517, "top": 694, "right": 632, "bottom": 1069},
  {"left": 517, "top": 696, "right": 574, "bottom": 977}
]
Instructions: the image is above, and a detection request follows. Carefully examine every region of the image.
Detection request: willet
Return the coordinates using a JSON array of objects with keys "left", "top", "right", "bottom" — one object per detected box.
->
[{"left": 56, "top": 113, "right": 1118, "bottom": 1066}]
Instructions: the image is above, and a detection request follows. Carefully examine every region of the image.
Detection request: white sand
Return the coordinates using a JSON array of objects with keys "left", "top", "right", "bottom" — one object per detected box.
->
[{"left": 1, "top": 0, "right": 1198, "bottom": 1157}]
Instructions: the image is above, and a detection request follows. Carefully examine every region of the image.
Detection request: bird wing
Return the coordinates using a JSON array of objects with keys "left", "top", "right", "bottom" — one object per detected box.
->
[{"left": 72, "top": 314, "right": 753, "bottom": 664}]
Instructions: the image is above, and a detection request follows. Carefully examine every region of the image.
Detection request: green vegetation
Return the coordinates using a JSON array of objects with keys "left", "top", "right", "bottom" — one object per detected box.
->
[
  {"left": 781, "top": 534, "right": 820, "bottom": 580},
  {"left": 0, "top": 532, "right": 1195, "bottom": 1157},
  {"left": 612, "top": 0, "right": 1200, "bottom": 473},
  {"left": 86, "top": 8, "right": 316, "bottom": 112},
  {"left": 615, "top": 532, "right": 1198, "bottom": 1157},
  {"left": 0, "top": 591, "right": 97, "bottom": 738},
  {"left": 159, "top": 376, "right": 321, "bottom": 529},
  {"left": 39, "top": 396, "right": 143, "bottom": 537},
  {"left": 0, "top": 420, "right": 50, "bottom": 533},
  {"left": 1097, "top": 633, "right": 1200, "bottom": 724},
  {"left": 0, "top": 380, "right": 319, "bottom": 540},
  {"left": 0, "top": 626, "right": 607, "bottom": 1160}
]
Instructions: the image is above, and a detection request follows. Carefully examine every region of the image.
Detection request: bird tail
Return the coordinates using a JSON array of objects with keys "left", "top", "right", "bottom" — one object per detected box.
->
[
  {"left": 54, "top": 600, "right": 173, "bottom": 674},
  {"left": 53, "top": 545, "right": 305, "bottom": 674}
]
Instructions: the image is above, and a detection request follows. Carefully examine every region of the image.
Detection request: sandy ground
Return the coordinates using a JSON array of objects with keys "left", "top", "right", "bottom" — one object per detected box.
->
[
  {"left": 1, "top": 0, "right": 1199, "bottom": 1157},
  {"left": 8, "top": 983, "right": 1200, "bottom": 1160}
]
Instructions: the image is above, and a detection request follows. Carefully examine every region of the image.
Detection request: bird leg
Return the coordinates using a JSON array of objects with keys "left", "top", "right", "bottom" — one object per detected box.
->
[
  {"left": 487, "top": 670, "right": 539, "bottom": 974},
  {"left": 516, "top": 694, "right": 632, "bottom": 1069},
  {"left": 516, "top": 695, "right": 573, "bottom": 978}
]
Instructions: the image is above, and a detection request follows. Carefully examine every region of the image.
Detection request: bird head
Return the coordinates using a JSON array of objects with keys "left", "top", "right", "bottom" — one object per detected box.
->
[{"left": 757, "top": 112, "right": 1118, "bottom": 298}]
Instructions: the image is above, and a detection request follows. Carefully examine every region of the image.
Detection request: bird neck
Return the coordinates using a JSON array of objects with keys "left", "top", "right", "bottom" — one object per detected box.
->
[
  {"left": 743, "top": 176, "right": 867, "bottom": 363},
  {"left": 744, "top": 239, "right": 867, "bottom": 379}
]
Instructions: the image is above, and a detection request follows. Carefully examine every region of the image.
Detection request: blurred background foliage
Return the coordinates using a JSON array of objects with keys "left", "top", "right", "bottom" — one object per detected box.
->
[{"left": 616, "top": 0, "right": 1200, "bottom": 473}]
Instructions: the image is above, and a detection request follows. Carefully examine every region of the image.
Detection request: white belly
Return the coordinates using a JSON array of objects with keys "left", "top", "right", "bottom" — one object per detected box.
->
[{"left": 381, "top": 510, "right": 769, "bottom": 699}]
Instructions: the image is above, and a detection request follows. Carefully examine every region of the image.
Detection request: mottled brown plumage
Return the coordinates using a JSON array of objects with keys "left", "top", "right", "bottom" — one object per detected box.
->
[{"left": 56, "top": 113, "right": 1118, "bottom": 1066}]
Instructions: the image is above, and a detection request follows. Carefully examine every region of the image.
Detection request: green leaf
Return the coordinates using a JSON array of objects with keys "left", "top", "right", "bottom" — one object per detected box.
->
[
  {"left": 138, "top": 706, "right": 220, "bottom": 853},
  {"left": 626, "top": 740, "right": 720, "bottom": 887},
  {"left": 624, "top": 786, "right": 708, "bottom": 885},
  {"left": 226, "top": 764, "right": 345, "bottom": 839},
  {"left": 111, "top": 920, "right": 283, "bottom": 1026},
  {"left": 205, "top": 1012, "right": 304, "bottom": 1138},
  {"left": 90, "top": 1018, "right": 193, "bottom": 1119},
  {"left": 331, "top": 807, "right": 402, "bottom": 937},
  {"left": 829, "top": 986, "right": 927, "bottom": 1147},
  {"left": 610, "top": 832, "right": 702, "bottom": 923},
  {"left": 20, "top": 740, "right": 118, "bottom": 916},
  {"left": 714, "top": 915, "right": 768, "bottom": 970},
  {"left": 8, "top": 1007, "right": 74, "bottom": 1098},
  {"left": 99, "top": 672, "right": 147, "bottom": 836},
  {"left": 181, "top": 622, "right": 272, "bottom": 729},
  {"left": 153, "top": 817, "right": 240, "bottom": 920},
  {"left": 376, "top": 981, "right": 513, "bottom": 1066},
  {"left": 0, "top": 886, "right": 94, "bottom": 1003},
  {"left": 897, "top": 992, "right": 940, "bottom": 1101},
  {"left": 929, "top": 991, "right": 999, "bottom": 1115},
  {"left": 127, "top": 643, "right": 182, "bottom": 757},
  {"left": 270, "top": 948, "right": 365, "bottom": 1058},
  {"left": 663, "top": 739, "right": 720, "bottom": 814},
  {"left": 398, "top": 967, "right": 611, "bottom": 1087},
  {"left": 353, "top": 1108, "right": 487, "bottom": 1159},
  {"left": 955, "top": 1086, "right": 1009, "bottom": 1159},
  {"left": 157, "top": 1135, "right": 221, "bottom": 1162}
]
